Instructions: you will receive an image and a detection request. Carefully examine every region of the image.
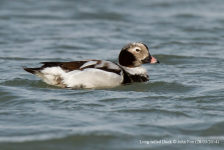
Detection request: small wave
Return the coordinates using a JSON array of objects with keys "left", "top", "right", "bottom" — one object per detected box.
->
[
  {"left": 113, "top": 81, "right": 196, "bottom": 94},
  {"left": 0, "top": 91, "right": 20, "bottom": 103},
  {"left": 154, "top": 54, "right": 221, "bottom": 65},
  {"left": 1, "top": 78, "right": 56, "bottom": 89},
  {"left": 174, "top": 13, "right": 202, "bottom": 19},
  {"left": 116, "top": 108, "right": 191, "bottom": 118},
  {"left": 0, "top": 57, "right": 69, "bottom": 61},
  {"left": 75, "top": 11, "right": 127, "bottom": 21},
  {"left": 0, "top": 129, "right": 129, "bottom": 143},
  {"left": 177, "top": 120, "right": 224, "bottom": 138}
]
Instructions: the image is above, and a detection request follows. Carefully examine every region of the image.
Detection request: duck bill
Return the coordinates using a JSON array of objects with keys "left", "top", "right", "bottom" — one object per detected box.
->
[{"left": 142, "top": 56, "right": 160, "bottom": 64}]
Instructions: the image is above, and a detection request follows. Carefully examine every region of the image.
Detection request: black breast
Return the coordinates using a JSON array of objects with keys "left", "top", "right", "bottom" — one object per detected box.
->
[{"left": 122, "top": 71, "right": 149, "bottom": 84}]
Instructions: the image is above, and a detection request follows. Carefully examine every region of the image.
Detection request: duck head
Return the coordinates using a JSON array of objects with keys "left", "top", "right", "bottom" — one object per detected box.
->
[{"left": 118, "top": 42, "right": 159, "bottom": 67}]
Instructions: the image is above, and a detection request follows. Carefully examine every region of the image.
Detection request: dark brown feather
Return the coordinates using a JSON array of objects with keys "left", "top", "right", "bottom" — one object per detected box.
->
[
  {"left": 24, "top": 60, "right": 123, "bottom": 76},
  {"left": 24, "top": 61, "right": 90, "bottom": 74},
  {"left": 61, "top": 61, "right": 89, "bottom": 71},
  {"left": 40, "top": 61, "right": 88, "bottom": 71}
]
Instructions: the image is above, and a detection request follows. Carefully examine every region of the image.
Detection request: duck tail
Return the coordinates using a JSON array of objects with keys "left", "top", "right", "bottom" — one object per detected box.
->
[{"left": 23, "top": 68, "right": 41, "bottom": 74}]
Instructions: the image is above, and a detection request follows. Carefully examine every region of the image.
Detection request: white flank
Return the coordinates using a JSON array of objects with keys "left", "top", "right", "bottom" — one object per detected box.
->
[
  {"left": 41, "top": 67, "right": 66, "bottom": 75},
  {"left": 36, "top": 67, "right": 66, "bottom": 85},
  {"left": 61, "top": 68, "right": 123, "bottom": 88}
]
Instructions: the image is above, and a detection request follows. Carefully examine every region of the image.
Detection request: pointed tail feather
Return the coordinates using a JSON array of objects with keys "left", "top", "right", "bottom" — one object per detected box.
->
[{"left": 23, "top": 68, "right": 41, "bottom": 74}]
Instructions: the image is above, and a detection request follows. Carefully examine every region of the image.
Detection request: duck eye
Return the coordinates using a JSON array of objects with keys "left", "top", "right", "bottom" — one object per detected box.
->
[{"left": 136, "top": 49, "right": 141, "bottom": 52}]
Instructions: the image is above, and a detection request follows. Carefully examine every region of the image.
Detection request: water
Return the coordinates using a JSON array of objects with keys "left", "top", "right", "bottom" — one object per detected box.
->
[{"left": 0, "top": 0, "right": 224, "bottom": 149}]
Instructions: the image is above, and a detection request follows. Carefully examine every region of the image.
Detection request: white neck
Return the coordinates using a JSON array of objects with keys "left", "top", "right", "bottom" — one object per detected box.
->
[{"left": 119, "top": 65, "right": 148, "bottom": 75}]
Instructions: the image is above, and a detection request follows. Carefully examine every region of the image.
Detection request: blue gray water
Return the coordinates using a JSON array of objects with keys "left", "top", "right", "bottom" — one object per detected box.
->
[{"left": 0, "top": 0, "right": 224, "bottom": 149}]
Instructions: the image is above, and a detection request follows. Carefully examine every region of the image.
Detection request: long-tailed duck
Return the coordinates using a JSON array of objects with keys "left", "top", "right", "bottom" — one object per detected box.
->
[{"left": 24, "top": 42, "right": 159, "bottom": 88}]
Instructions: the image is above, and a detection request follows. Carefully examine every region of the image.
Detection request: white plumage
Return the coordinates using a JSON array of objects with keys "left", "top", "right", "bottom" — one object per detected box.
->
[
  {"left": 34, "top": 61, "right": 123, "bottom": 88},
  {"left": 61, "top": 68, "right": 123, "bottom": 88}
]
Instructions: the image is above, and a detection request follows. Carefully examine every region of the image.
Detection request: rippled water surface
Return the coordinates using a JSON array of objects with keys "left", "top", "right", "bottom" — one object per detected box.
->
[{"left": 0, "top": 0, "right": 224, "bottom": 149}]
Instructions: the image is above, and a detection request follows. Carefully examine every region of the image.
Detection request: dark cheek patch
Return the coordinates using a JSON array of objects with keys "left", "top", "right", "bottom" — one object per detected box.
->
[{"left": 119, "top": 50, "right": 136, "bottom": 67}]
